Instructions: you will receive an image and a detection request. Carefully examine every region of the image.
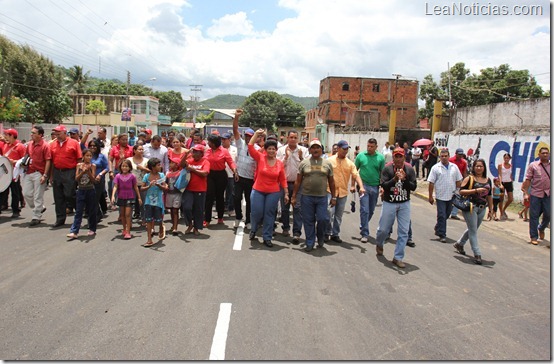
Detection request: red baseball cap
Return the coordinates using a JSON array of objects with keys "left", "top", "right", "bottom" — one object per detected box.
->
[
  {"left": 145, "top": 129, "right": 152, "bottom": 135},
  {"left": 4, "top": 128, "right": 18, "bottom": 138},
  {"left": 393, "top": 147, "right": 405, "bottom": 156},
  {"left": 192, "top": 144, "right": 205, "bottom": 152},
  {"left": 53, "top": 125, "right": 67, "bottom": 132}
]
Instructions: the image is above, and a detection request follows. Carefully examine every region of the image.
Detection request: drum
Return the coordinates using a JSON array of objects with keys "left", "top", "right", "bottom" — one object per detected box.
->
[{"left": 0, "top": 156, "right": 13, "bottom": 193}]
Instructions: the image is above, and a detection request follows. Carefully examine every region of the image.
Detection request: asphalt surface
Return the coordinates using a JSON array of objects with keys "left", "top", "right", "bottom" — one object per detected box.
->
[{"left": 0, "top": 182, "right": 550, "bottom": 360}]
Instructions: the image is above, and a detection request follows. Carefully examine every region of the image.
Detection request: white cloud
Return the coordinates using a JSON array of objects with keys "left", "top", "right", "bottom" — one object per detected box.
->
[{"left": 0, "top": 0, "right": 549, "bottom": 100}]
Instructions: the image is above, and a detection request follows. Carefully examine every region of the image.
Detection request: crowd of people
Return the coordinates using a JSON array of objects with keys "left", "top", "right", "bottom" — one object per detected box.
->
[{"left": 0, "top": 110, "right": 550, "bottom": 266}]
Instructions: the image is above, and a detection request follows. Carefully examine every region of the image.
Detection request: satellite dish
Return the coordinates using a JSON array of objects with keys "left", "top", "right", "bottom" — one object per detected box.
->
[{"left": 0, "top": 156, "right": 13, "bottom": 193}]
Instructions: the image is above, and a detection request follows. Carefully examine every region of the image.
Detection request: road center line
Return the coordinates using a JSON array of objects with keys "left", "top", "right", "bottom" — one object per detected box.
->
[
  {"left": 209, "top": 302, "right": 232, "bottom": 360},
  {"left": 233, "top": 221, "right": 245, "bottom": 250}
]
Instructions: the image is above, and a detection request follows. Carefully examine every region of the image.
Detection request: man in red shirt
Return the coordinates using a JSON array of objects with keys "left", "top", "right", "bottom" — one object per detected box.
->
[
  {"left": 22, "top": 125, "right": 52, "bottom": 225},
  {"left": 449, "top": 148, "right": 468, "bottom": 220},
  {"left": 50, "top": 125, "right": 82, "bottom": 227},
  {"left": 0, "top": 129, "right": 26, "bottom": 218}
]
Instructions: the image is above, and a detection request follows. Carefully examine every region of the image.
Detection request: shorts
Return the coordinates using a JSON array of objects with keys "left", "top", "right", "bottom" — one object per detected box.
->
[
  {"left": 501, "top": 182, "right": 513, "bottom": 193},
  {"left": 144, "top": 205, "right": 164, "bottom": 223},
  {"left": 165, "top": 192, "right": 182, "bottom": 209},
  {"left": 117, "top": 198, "right": 135, "bottom": 207}
]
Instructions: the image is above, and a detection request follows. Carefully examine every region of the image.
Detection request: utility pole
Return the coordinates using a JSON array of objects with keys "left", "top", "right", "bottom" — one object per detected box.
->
[
  {"left": 389, "top": 74, "right": 401, "bottom": 145},
  {"left": 125, "top": 71, "right": 131, "bottom": 132},
  {"left": 190, "top": 84, "right": 202, "bottom": 127}
]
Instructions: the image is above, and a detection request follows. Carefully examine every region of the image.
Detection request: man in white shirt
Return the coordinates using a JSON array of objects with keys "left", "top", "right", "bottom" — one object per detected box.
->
[
  {"left": 427, "top": 149, "right": 463, "bottom": 242},
  {"left": 411, "top": 145, "right": 422, "bottom": 178},
  {"left": 276, "top": 130, "right": 309, "bottom": 242},
  {"left": 143, "top": 135, "right": 169, "bottom": 173}
]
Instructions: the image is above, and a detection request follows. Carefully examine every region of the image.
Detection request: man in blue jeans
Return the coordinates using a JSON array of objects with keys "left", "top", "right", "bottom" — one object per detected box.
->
[
  {"left": 375, "top": 148, "right": 417, "bottom": 268},
  {"left": 291, "top": 139, "right": 336, "bottom": 252},
  {"left": 355, "top": 138, "right": 385, "bottom": 243},
  {"left": 427, "top": 149, "right": 463, "bottom": 242}
]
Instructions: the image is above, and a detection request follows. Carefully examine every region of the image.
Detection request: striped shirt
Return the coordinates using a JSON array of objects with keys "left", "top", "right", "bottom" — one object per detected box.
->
[{"left": 235, "top": 138, "right": 257, "bottom": 180}]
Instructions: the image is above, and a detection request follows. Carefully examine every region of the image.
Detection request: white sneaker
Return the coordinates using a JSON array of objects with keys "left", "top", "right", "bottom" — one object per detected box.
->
[
  {"left": 245, "top": 223, "right": 251, "bottom": 230},
  {"left": 233, "top": 220, "right": 241, "bottom": 229},
  {"left": 360, "top": 236, "right": 368, "bottom": 243}
]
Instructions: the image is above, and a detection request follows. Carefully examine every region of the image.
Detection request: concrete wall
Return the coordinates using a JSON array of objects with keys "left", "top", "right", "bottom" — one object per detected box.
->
[
  {"left": 452, "top": 98, "right": 550, "bottom": 130},
  {"left": 435, "top": 131, "right": 550, "bottom": 202}
]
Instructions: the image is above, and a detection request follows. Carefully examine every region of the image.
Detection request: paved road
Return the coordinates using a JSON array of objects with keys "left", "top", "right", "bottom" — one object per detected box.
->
[{"left": 0, "top": 186, "right": 550, "bottom": 360}]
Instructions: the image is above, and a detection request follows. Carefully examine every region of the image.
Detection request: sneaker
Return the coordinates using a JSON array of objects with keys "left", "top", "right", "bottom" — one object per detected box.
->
[
  {"left": 304, "top": 245, "right": 313, "bottom": 252},
  {"left": 376, "top": 245, "right": 384, "bottom": 256},
  {"left": 331, "top": 236, "right": 343, "bottom": 243},
  {"left": 439, "top": 236, "right": 447, "bottom": 243},
  {"left": 406, "top": 239, "right": 415, "bottom": 247},
  {"left": 66, "top": 232, "right": 78, "bottom": 239},
  {"left": 217, "top": 218, "right": 224, "bottom": 224},
  {"left": 282, "top": 229, "right": 290, "bottom": 237},
  {"left": 263, "top": 240, "right": 273, "bottom": 248},
  {"left": 249, "top": 231, "right": 256, "bottom": 240},
  {"left": 10, "top": 212, "right": 20, "bottom": 218},
  {"left": 392, "top": 259, "right": 406, "bottom": 268},
  {"left": 30, "top": 219, "right": 40, "bottom": 226},
  {"left": 360, "top": 236, "right": 368, "bottom": 243},
  {"left": 233, "top": 220, "right": 241, "bottom": 229},
  {"left": 474, "top": 255, "right": 482, "bottom": 265},
  {"left": 292, "top": 235, "right": 300, "bottom": 245},
  {"left": 87, "top": 231, "right": 96, "bottom": 236}
]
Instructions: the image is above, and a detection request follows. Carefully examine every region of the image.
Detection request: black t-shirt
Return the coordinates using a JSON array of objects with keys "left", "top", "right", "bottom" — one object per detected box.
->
[{"left": 461, "top": 176, "right": 492, "bottom": 206}]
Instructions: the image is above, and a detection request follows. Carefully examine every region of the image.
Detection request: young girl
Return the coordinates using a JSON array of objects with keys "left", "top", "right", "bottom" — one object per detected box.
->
[
  {"left": 67, "top": 149, "right": 97, "bottom": 239},
  {"left": 111, "top": 159, "right": 142, "bottom": 239},
  {"left": 489, "top": 177, "right": 504, "bottom": 221},
  {"left": 142, "top": 158, "right": 168, "bottom": 247},
  {"left": 519, "top": 186, "right": 531, "bottom": 221},
  {"left": 165, "top": 159, "right": 182, "bottom": 235}
]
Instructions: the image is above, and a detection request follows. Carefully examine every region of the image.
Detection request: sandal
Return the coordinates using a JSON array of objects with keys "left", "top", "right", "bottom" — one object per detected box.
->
[
  {"left": 159, "top": 225, "right": 166, "bottom": 239},
  {"left": 518, "top": 211, "right": 524, "bottom": 219},
  {"left": 142, "top": 241, "right": 155, "bottom": 247}
]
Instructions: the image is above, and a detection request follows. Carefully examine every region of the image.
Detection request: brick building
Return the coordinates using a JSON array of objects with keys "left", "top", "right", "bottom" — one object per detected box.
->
[{"left": 305, "top": 76, "right": 419, "bottom": 145}]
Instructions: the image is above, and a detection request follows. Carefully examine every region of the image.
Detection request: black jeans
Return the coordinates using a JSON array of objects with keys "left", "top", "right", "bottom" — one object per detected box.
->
[
  {"left": 0, "top": 180, "right": 21, "bottom": 214},
  {"left": 52, "top": 168, "right": 77, "bottom": 223},
  {"left": 233, "top": 176, "right": 254, "bottom": 224},
  {"left": 183, "top": 190, "right": 206, "bottom": 230},
  {"left": 205, "top": 170, "right": 228, "bottom": 222}
]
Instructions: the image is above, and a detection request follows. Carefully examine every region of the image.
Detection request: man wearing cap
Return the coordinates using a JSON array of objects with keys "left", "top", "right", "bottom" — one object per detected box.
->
[
  {"left": 221, "top": 132, "right": 237, "bottom": 216},
  {"left": 325, "top": 140, "right": 365, "bottom": 243},
  {"left": 144, "top": 129, "right": 153, "bottom": 144},
  {"left": 128, "top": 129, "right": 137, "bottom": 147},
  {"left": 355, "top": 138, "right": 385, "bottom": 243},
  {"left": 232, "top": 109, "right": 259, "bottom": 230},
  {"left": 0, "top": 128, "right": 26, "bottom": 218},
  {"left": 375, "top": 147, "right": 417, "bottom": 268},
  {"left": 427, "top": 148, "right": 463, "bottom": 243},
  {"left": 50, "top": 125, "right": 83, "bottom": 227},
  {"left": 22, "top": 126, "right": 52, "bottom": 225},
  {"left": 291, "top": 139, "right": 336, "bottom": 252},
  {"left": 276, "top": 129, "right": 309, "bottom": 240},
  {"left": 68, "top": 128, "right": 87, "bottom": 152}
]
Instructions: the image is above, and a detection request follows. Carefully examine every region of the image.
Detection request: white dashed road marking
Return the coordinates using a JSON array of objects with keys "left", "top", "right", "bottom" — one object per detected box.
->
[{"left": 209, "top": 303, "right": 232, "bottom": 360}]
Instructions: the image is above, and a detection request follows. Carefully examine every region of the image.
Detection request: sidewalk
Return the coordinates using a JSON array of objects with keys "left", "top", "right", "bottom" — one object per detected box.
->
[{"left": 413, "top": 178, "right": 551, "bottom": 249}]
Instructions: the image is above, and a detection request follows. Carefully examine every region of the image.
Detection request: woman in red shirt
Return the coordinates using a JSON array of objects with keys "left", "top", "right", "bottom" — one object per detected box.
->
[
  {"left": 182, "top": 145, "right": 210, "bottom": 235},
  {"left": 204, "top": 134, "right": 237, "bottom": 226},
  {"left": 247, "top": 129, "right": 288, "bottom": 247},
  {"left": 167, "top": 138, "right": 186, "bottom": 167}
]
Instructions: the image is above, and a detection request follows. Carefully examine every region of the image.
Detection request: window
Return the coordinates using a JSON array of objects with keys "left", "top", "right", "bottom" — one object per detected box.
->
[
  {"left": 342, "top": 82, "right": 350, "bottom": 91},
  {"left": 372, "top": 84, "right": 380, "bottom": 92}
]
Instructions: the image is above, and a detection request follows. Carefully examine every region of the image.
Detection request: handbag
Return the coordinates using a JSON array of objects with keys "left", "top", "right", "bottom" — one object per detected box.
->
[
  {"left": 174, "top": 168, "right": 190, "bottom": 192},
  {"left": 452, "top": 176, "right": 474, "bottom": 213}
]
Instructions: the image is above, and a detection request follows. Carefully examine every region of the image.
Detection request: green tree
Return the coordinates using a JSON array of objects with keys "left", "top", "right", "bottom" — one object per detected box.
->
[
  {"left": 86, "top": 99, "right": 107, "bottom": 125},
  {"left": 0, "top": 96, "right": 25, "bottom": 123},
  {"left": 86, "top": 79, "right": 127, "bottom": 95},
  {"left": 65, "top": 65, "right": 90, "bottom": 94},
  {"left": 240, "top": 90, "right": 305, "bottom": 130},
  {"left": 155, "top": 90, "right": 186, "bottom": 122},
  {"left": 41, "top": 90, "right": 73, "bottom": 123}
]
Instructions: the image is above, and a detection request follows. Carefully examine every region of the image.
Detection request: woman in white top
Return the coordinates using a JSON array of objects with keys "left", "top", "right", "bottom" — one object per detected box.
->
[
  {"left": 497, "top": 153, "right": 513, "bottom": 219},
  {"left": 128, "top": 144, "right": 149, "bottom": 223}
]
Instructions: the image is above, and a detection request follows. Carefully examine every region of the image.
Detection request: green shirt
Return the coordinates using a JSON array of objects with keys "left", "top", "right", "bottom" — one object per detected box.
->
[
  {"left": 299, "top": 157, "right": 333, "bottom": 196},
  {"left": 355, "top": 151, "right": 385, "bottom": 186}
]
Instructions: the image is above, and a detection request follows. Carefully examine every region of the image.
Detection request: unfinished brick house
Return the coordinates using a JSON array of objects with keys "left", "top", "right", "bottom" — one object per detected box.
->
[{"left": 305, "top": 76, "right": 419, "bottom": 145}]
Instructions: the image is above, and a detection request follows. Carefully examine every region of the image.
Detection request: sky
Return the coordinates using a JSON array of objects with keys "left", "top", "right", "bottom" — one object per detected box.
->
[{"left": 0, "top": 0, "right": 550, "bottom": 101}]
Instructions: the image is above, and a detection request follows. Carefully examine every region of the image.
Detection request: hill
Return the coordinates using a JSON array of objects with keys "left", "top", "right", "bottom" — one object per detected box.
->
[{"left": 190, "top": 94, "right": 319, "bottom": 110}]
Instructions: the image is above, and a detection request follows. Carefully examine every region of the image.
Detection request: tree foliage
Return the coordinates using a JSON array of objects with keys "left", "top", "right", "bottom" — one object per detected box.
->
[
  {"left": 0, "top": 96, "right": 25, "bottom": 122},
  {"left": 154, "top": 90, "right": 186, "bottom": 123},
  {"left": 65, "top": 65, "right": 90, "bottom": 94},
  {"left": 419, "top": 62, "right": 547, "bottom": 118},
  {"left": 240, "top": 90, "right": 305, "bottom": 130}
]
